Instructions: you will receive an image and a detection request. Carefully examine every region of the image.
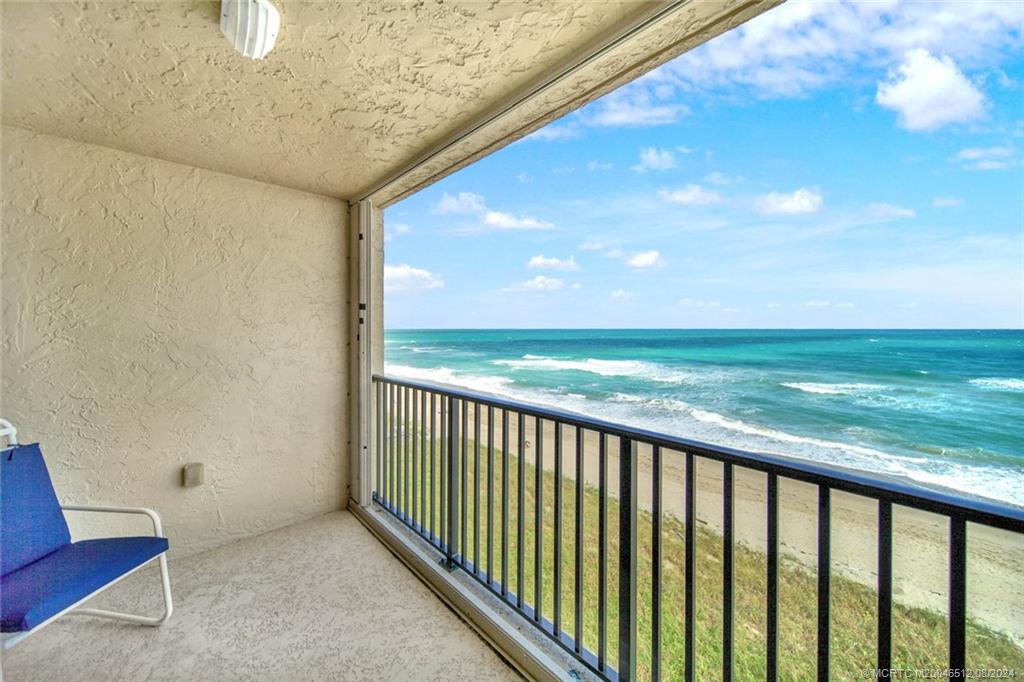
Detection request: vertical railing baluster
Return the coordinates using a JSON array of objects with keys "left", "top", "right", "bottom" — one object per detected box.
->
[
  {"left": 397, "top": 382, "right": 401, "bottom": 516},
  {"left": 534, "top": 416, "right": 543, "bottom": 624},
  {"left": 421, "top": 388, "right": 427, "bottom": 531},
  {"left": 554, "top": 421, "right": 563, "bottom": 636},
  {"left": 684, "top": 451, "right": 695, "bottom": 682},
  {"left": 444, "top": 396, "right": 459, "bottom": 570},
  {"left": 618, "top": 437, "right": 638, "bottom": 682},
  {"left": 375, "top": 380, "right": 382, "bottom": 501},
  {"left": 461, "top": 399, "right": 468, "bottom": 566},
  {"left": 439, "top": 393, "right": 446, "bottom": 549},
  {"left": 574, "top": 427, "right": 584, "bottom": 654},
  {"left": 818, "top": 487, "right": 831, "bottom": 682},
  {"left": 487, "top": 405, "right": 495, "bottom": 585},
  {"left": 474, "top": 402, "right": 481, "bottom": 574},
  {"left": 652, "top": 445, "right": 663, "bottom": 682},
  {"left": 436, "top": 391, "right": 444, "bottom": 544},
  {"left": 401, "top": 385, "right": 408, "bottom": 520},
  {"left": 388, "top": 382, "right": 394, "bottom": 511},
  {"left": 598, "top": 432, "right": 608, "bottom": 673},
  {"left": 767, "top": 472, "right": 778, "bottom": 680},
  {"left": 501, "top": 408, "right": 510, "bottom": 599},
  {"left": 411, "top": 387, "right": 417, "bottom": 527},
  {"left": 723, "top": 462, "right": 734, "bottom": 682},
  {"left": 949, "top": 516, "right": 967, "bottom": 676},
  {"left": 430, "top": 392, "right": 437, "bottom": 543},
  {"left": 517, "top": 412, "right": 526, "bottom": 610},
  {"left": 878, "top": 499, "right": 893, "bottom": 674}
]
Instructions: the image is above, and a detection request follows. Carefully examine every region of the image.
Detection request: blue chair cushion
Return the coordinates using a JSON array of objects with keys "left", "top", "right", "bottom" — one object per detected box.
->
[
  {"left": 1, "top": 443, "right": 72, "bottom": 576},
  {"left": 0, "top": 536, "right": 169, "bottom": 632}
]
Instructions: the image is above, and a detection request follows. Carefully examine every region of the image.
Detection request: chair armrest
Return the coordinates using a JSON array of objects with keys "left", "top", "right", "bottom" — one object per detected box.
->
[{"left": 61, "top": 504, "right": 165, "bottom": 538}]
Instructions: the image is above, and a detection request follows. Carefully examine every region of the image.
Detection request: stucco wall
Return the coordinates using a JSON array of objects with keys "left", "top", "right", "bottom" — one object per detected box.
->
[{"left": 1, "top": 126, "right": 349, "bottom": 556}]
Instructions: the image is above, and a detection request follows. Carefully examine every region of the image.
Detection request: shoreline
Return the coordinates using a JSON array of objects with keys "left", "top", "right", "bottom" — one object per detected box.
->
[{"left": 429, "top": 405, "right": 1024, "bottom": 644}]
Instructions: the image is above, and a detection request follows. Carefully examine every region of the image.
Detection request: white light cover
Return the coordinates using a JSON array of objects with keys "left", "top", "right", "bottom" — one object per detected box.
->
[{"left": 220, "top": 0, "right": 280, "bottom": 60}]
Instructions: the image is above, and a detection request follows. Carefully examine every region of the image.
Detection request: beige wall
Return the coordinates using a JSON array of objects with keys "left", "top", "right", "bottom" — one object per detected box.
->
[{"left": 1, "top": 127, "right": 349, "bottom": 556}]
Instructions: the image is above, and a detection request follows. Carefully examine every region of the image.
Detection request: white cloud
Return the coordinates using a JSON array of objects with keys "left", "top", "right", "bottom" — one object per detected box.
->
[
  {"left": 631, "top": 147, "right": 677, "bottom": 172},
  {"left": 435, "top": 192, "right": 486, "bottom": 214},
  {"left": 658, "top": 184, "right": 722, "bottom": 206},
  {"left": 679, "top": 298, "right": 720, "bottom": 308},
  {"left": 610, "top": 289, "right": 633, "bottom": 299},
  {"left": 526, "top": 124, "right": 581, "bottom": 142},
  {"left": 956, "top": 146, "right": 1014, "bottom": 161},
  {"left": 505, "top": 275, "right": 565, "bottom": 292},
  {"left": 867, "top": 202, "right": 916, "bottom": 220},
  {"left": 384, "top": 222, "right": 412, "bottom": 241},
  {"left": 604, "top": 249, "right": 625, "bottom": 259},
  {"left": 579, "top": 240, "right": 606, "bottom": 251},
  {"left": 704, "top": 171, "right": 735, "bottom": 185},
  {"left": 968, "top": 160, "right": 1013, "bottom": 170},
  {"left": 435, "top": 192, "right": 556, "bottom": 233},
  {"left": 583, "top": 86, "right": 688, "bottom": 127},
  {"left": 954, "top": 146, "right": 1015, "bottom": 170},
  {"left": 517, "top": 173, "right": 534, "bottom": 183},
  {"left": 587, "top": 161, "right": 613, "bottom": 171},
  {"left": 626, "top": 250, "right": 665, "bottom": 269},
  {"left": 645, "top": 1, "right": 1023, "bottom": 101},
  {"left": 384, "top": 264, "right": 444, "bottom": 293},
  {"left": 876, "top": 50, "right": 986, "bottom": 131},
  {"left": 676, "top": 146, "right": 695, "bottom": 154},
  {"left": 933, "top": 197, "right": 963, "bottom": 208},
  {"left": 806, "top": 300, "right": 831, "bottom": 307},
  {"left": 756, "top": 188, "right": 823, "bottom": 215},
  {"left": 527, "top": 255, "right": 580, "bottom": 272},
  {"left": 483, "top": 211, "right": 554, "bottom": 231}
]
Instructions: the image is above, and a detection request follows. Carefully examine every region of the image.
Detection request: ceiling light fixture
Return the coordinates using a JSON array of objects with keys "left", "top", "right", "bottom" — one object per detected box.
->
[{"left": 220, "top": 0, "right": 280, "bottom": 60}]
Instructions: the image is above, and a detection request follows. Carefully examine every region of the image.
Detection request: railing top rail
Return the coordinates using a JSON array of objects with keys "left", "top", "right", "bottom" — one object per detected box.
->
[{"left": 374, "top": 374, "right": 1024, "bottom": 532}]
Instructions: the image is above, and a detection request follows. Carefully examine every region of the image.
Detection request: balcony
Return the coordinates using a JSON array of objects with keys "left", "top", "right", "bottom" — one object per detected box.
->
[
  {"left": 2, "top": 511, "right": 519, "bottom": 680},
  {"left": 2, "top": 1, "right": 1022, "bottom": 681}
]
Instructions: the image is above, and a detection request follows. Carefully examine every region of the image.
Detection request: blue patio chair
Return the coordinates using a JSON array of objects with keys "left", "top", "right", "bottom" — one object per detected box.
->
[{"left": 0, "top": 419, "right": 173, "bottom": 649}]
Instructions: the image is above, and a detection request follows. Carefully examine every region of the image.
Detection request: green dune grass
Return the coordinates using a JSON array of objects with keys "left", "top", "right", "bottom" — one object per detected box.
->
[{"left": 381, "top": 433, "right": 1024, "bottom": 680}]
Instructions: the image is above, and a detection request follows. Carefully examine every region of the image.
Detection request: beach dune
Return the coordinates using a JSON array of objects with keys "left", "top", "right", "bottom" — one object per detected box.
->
[{"left": 418, "top": 404, "right": 1024, "bottom": 644}]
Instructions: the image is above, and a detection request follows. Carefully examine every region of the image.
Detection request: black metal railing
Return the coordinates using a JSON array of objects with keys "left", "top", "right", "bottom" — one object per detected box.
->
[{"left": 371, "top": 375, "right": 1024, "bottom": 681}]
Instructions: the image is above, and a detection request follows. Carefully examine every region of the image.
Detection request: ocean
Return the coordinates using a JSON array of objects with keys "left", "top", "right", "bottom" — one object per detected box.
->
[{"left": 385, "top": 329, "right": 1024, "bottom": 507}]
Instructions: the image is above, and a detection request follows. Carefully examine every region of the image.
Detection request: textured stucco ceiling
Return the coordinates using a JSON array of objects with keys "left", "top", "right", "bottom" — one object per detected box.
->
[{"left": 2, "top": 1, "right": 661, "bottom": 199}]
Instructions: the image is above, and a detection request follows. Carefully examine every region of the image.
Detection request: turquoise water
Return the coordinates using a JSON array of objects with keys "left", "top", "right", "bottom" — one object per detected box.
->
[{"left": 385, "top": 330, "right": 1024, "bottom": 507}]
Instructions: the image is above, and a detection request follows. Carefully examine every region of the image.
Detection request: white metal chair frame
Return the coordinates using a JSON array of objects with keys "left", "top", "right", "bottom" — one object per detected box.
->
[{"left": 0, "top": 419, "right": 173, "bottom": 651}]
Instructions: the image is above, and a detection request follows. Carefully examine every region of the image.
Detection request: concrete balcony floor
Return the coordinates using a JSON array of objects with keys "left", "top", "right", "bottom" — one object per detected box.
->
[{"left": 2, "top": 511, "right": 521, "bottom": 681}]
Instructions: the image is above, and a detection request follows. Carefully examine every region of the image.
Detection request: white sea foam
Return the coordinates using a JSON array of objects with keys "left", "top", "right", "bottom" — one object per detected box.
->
[
  {"left": 493, "top": 355, "right": 699, "bottom": 384},
  {"left": 602, "top": 393, "right": 1022, "bottom": 504},
  {"left": 387, "top": 364, "right": 513, "bottom": 395},
  {"left": 687, "top": 408, "right": 918, "bottom": 461},
  {"left": 408, "top": 346, "right": 443, "bottom": 353},
  {"left": 969, "top": 377, "right": 1024, "bottom": 392},
  {"left": 384, "top": 364, "right": 1023, "bottom": 507},
  {"left": 781, "top": 382, "right": 889, "bottom": 396}
]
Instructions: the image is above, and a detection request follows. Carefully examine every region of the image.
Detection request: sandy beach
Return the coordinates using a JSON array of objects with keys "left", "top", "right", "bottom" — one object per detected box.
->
[{"left": 413, "top": 403, "right": 1024, "bottom": 644}]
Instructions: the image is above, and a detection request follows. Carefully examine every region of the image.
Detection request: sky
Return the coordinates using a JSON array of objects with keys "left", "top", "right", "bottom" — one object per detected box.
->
[{"left": 384, "top": 1, "right": 1024, "bottom": 330}]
